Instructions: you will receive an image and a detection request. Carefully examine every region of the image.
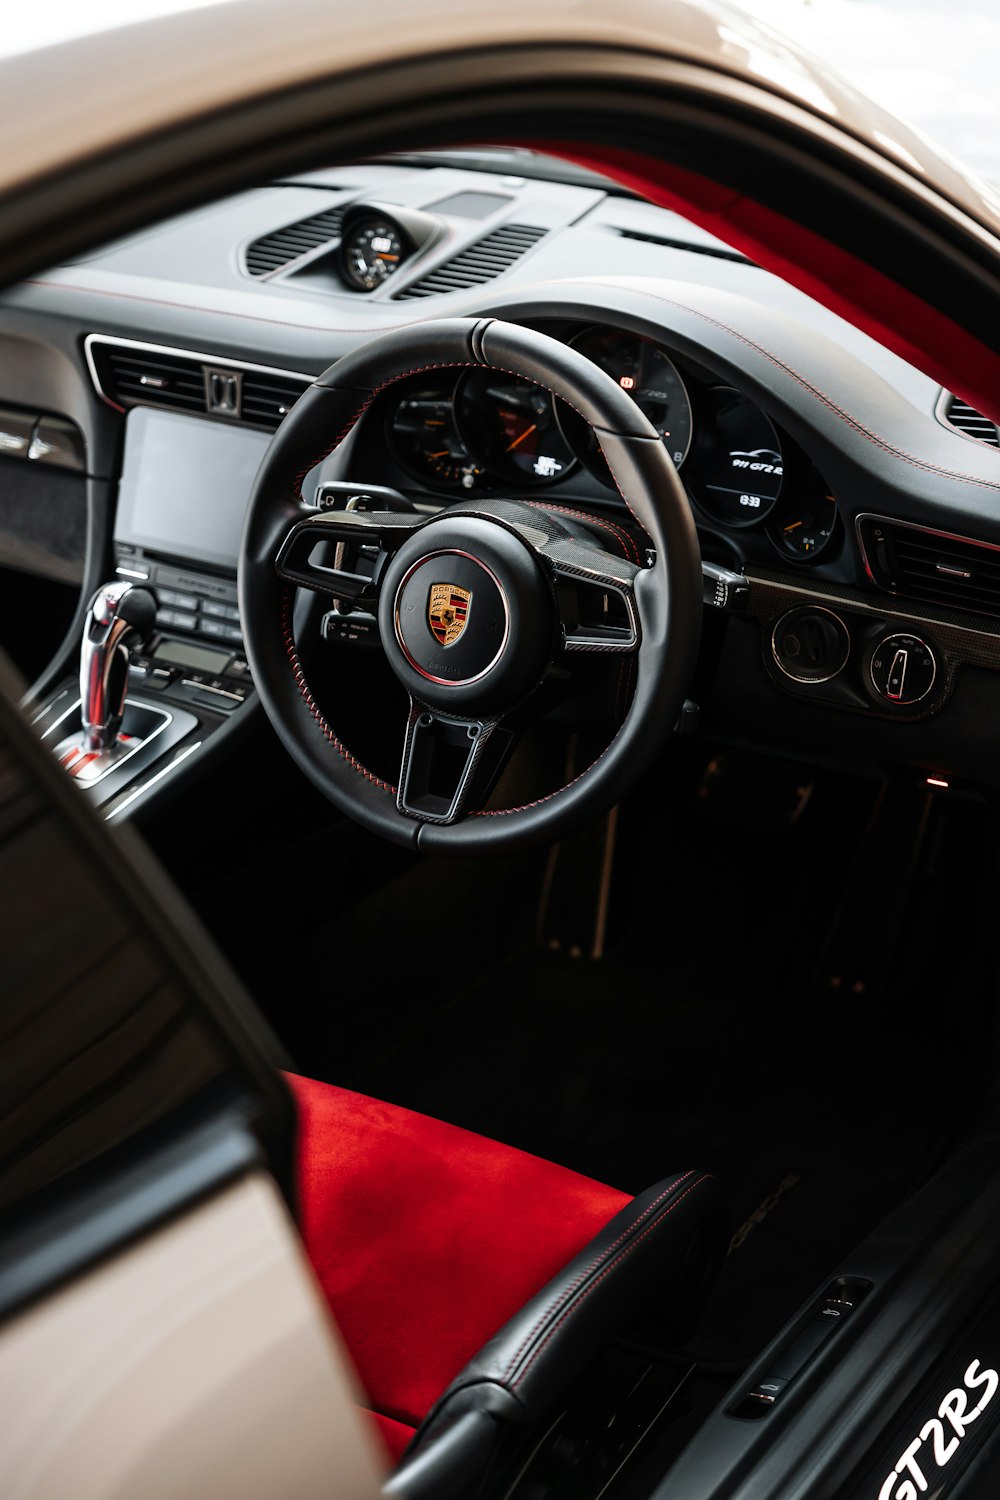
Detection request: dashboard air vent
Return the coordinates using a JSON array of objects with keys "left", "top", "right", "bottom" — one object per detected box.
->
[
  {"left": 87, "top": 337, "right": 311, "bottom": 433},
  {"left": 940, "top": 392, "right": 1000, "bottom": 447},
  {"left": 859, "top": 515, "right": 1000, "bottom": 618},
  {"left": 244, "top": 206, "right": 347, "bottom": 277},
  {"left": 97, "top": 346, "right": 206, "bottom": 413},
  {"left": 240, "top": 371, "right": 310, "bottom": 431},
  {"left": 395, "top": 222, "right": 547, "bottom": 299}
]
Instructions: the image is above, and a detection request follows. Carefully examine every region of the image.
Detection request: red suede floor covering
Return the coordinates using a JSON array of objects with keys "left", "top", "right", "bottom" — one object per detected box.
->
[{"left": 287, "top": 1073, "right": 630, "bottom": 1447}]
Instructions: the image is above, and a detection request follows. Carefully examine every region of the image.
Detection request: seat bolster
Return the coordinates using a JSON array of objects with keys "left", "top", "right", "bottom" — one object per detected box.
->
[{"left": 405, "top": 1169, "right": 728, "bottom": 1466}]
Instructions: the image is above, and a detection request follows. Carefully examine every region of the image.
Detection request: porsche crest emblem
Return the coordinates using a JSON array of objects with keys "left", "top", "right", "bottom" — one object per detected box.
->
[{"left": 428, "top": 583, "right": 472, "bottom": 646}]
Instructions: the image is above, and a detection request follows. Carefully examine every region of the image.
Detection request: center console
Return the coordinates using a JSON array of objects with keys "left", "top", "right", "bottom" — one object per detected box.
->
[
  {"left": 112, "top": 404, "right": 266, "bottom": 710},
  {"left": 36, "top": 405, "right": 271, "bottom": 817}
]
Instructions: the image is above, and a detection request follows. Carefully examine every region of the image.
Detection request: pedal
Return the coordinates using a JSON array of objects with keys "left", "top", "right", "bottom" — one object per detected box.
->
[
  {"left": 813, "top": 780, "right": 933, "bottom": 999},
  {"left": 697, "top": 752, "right": 815, "bottom": 832}
]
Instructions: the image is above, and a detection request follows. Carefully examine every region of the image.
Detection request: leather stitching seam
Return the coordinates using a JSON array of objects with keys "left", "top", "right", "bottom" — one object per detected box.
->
[
  {"left": 628, "top": 286, "right": 1000, "bottom": 494},
  {"left": 279, "top": 361, "right": 645, "bottom": 809},
  {"left": 281, "top": 585, "right": 396, "bottom": 792},
  {"left": 510, "top": 1173, "right": 712, "bottom": 1391},
  {"left": 499, "top": 1170, "right": 696, "bottom": 1382}
]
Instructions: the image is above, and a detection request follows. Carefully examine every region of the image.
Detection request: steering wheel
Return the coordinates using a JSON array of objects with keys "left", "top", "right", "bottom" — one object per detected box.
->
[{"left": 239, "top": 318, "right": 701, "bottom": 854}]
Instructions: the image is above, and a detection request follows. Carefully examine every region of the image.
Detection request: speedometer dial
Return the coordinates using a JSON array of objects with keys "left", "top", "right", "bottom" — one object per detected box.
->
[
  {"left": 557, "top": 328, "right": 693, "bottom": 483},
  {"left": 457, "top": 371, "right": 576, "bottom": 485}
]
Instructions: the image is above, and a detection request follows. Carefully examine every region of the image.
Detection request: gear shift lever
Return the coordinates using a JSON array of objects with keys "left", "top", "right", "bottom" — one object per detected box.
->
[{"left": 79, "top": 580, "right": 157, "bottom": 751}]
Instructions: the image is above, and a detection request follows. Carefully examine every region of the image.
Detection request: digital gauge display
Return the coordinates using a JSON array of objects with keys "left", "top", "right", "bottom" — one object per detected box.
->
[
  {"left": 688, "top": 387, "right": 784, "bottom": 528},
  {"left": 557, "top": 328, "right": 693, "bottom": 484},
  {"left": 456, "top": 371, "right": 576, "bottom": 485}
]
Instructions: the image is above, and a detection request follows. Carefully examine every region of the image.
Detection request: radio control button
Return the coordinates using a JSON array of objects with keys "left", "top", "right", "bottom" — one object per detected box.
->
[
  {"left": 158, "top": 588, "right": 199, "bottom": 611},
  {"left": 203, "top": 599, "right": 240, "bottom": 620},
  {"left": 159, "top": 608, "right": 198, "bottom": 631}
]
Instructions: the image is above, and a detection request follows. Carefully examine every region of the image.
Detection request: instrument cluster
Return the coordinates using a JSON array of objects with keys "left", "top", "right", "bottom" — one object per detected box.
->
[{"left": 383, "top": 324, "right": 840, "bottom": 564}]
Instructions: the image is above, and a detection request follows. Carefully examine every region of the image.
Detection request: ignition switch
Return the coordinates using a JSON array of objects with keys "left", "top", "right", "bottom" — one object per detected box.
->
[{"left": 771, "top": 606, "right": 850, "bottom": 684}]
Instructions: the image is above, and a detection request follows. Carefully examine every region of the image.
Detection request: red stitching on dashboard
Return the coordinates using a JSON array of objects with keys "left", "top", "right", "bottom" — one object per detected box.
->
[
  {"left": 43, "top": 271, "right": 1000, "bottom": 493},
  {"left": 28, "top": 278, "right": 422, "bottom": 337},
  {"left": 627, "top": 286, "right": 1000, "bottom": 495},
  {"left": 281, "top": 587, "right": 396, "bottom": 793},
  {"left": 512, "top": 1175, "right": 711, "bottom": 1389}
]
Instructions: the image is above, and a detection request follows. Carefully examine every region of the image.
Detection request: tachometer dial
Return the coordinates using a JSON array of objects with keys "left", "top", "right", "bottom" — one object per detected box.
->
[
  {"left": 688, "top": 388, "right": 783, "bottom": 528},
  {"left": 560, "top": 328, "right": 693, "bottom": 480},
  {"left": 769, "top": 464, "right": 838, "bottom": 560},
  {"left": 457, "top": 372, "right": 576, "bottom": 485},
  {"left": 388, "top": 387, "right": 484, "bottom": 490},
  {"left": 340, "top": 216, "right": 406, "bottom": 291}
]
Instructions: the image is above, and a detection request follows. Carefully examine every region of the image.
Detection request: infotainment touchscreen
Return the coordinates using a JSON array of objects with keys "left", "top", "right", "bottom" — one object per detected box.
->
[{"left": 114, "top": 406, "right": 272, "bottom": 571}]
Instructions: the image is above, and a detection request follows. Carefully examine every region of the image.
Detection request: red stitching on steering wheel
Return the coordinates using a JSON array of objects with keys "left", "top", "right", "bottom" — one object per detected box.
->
[
  {"left": 278, "top": 353, "right": 655, "bottom": 822},
  {"left": 286, "top": 359, "right": 648, "bottom": 534},
  {"left": 281, "top": 587, "right": 397, "bottom": 793}
]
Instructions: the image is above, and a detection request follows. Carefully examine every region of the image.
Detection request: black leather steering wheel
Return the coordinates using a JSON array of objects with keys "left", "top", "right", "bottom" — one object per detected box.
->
[{"left": 239, "top": 318, "right": 702, "bottom": 854}]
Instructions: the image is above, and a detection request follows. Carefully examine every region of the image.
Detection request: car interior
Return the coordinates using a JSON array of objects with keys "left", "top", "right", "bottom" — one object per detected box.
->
[{"left": 5, "top": 75, "right": 1000, "bottom": 1500}]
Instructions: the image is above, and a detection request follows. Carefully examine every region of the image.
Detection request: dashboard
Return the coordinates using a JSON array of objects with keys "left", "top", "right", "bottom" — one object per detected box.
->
[
  {"left": 373, "top": 326, "right": 836, "bottom": 565},
  {"left": 5, "top": 148, "right": 1000, "bottom": 810}
]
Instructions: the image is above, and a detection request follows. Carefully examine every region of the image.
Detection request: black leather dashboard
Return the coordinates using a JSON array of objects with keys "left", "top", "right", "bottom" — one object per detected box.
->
[{"left": 4, "top": 151, "right": 1000, "bottom": 791}]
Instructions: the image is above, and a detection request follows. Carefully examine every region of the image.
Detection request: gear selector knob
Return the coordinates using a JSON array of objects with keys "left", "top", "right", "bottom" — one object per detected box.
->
[{"left": 80, "top": 580, "right": 157, "bottom": 751}]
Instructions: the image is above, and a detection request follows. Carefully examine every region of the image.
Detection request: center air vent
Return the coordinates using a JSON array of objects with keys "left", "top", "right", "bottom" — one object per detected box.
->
[
  {"left": 395, "top": 222, "right": 547, "bottom": 299},
  {"left": 244, "top": 205, "right": 348, "bottom": 278},
  {"left": 938, "top": 392, "right": 1000, "bottom": 447},
  {"left": 86, "top": 337, "right": 311, "bottom": 433},
  {"left": 858, "top": 514, "right": 1000, "bottom": 618}
]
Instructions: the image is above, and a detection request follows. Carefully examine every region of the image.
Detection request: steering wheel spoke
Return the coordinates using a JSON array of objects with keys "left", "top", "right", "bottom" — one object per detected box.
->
[
  {"left": 397, "top": 701, "right": 516, "bottom": 824},
  {"left": 242, "top": 318, "right": 702, "bottom": 852},
  {"left": 544, "top": 536, "right": 641, "bottom": 654},
  {"left": 274, "top": 508, "right": 424, "bottom": 606}
]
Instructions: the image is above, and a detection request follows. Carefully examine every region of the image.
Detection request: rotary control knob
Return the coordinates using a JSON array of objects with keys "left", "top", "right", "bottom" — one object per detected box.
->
[
  {"left": 771, "top": 606, "right": 850, "bottom": 683},
  {"left": 869, "top": 633, "right": 937, "bottom": 705}
]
